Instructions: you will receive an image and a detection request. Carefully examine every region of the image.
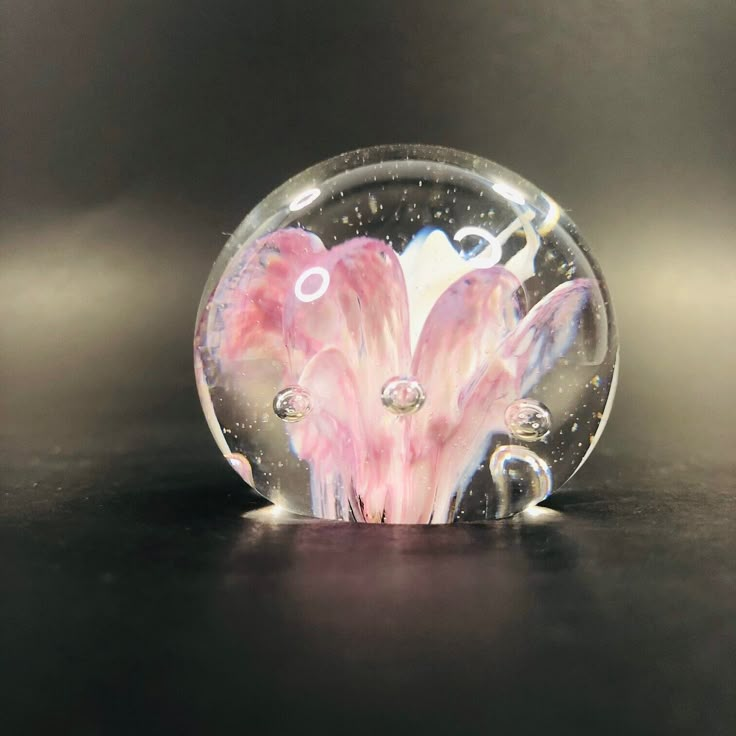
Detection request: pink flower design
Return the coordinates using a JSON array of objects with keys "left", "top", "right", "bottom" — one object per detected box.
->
[{"left": 211, "top": 225, "right": 592, "bottom": 523}]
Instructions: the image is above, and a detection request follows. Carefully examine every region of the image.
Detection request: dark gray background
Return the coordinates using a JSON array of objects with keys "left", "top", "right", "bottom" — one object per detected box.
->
[{"left": 1, "top": 2, "right": 735, "bottom": 734}]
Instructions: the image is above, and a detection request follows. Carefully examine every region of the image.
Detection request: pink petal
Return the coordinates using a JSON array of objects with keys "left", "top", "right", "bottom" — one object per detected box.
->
[
  {"left": 426, "top": 359, "right": 518, "bottom": 522},
  {"left": 213, "top": 228, "right": 326, "bottom": 365},
  {"left": 288, "top": 347, "right": 409, "bottom": 522},
  {"left": 287, "top": 348, "right": 365, "bottom": 520},
  {"left": 429, "top": 279, "right": 593, "bottom": 520},
  {"left": 500, "top": 278, "right": 593, "bottom": 395},
  {"left": 283, "top": 238, "right": 413, "bottom": 521},
  {"left": 283, "top": 237, "right": 411, "bottom": 385},
  {"left": 408, "top": 272, "right": 592, "bottom": 523},
  {"left": 411, "top": 266, "right": 523, "bottom": 430},
  {"left": 405, "top": 266, "right": 524, "bottom": 522}
]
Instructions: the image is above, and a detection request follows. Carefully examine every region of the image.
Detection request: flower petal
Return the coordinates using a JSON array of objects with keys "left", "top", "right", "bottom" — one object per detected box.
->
[
  {"left": 500, "top": 278, "right": 593, "bottom": 395},
  {"left": 400, "top": 228, "right": 502, "bottom": 352},
  {"left": 424, "top": 360, "right": 517, "bottom": 523},
  {"left": 286, "top": 347, "right": 366, "bottom": 520},
  {"left": 410, "top": 266, "right": 523, "bottom": 432},
  {"left": 407, "top": 273, "right": 592, "bottom": 523},
  {"left": 281, "top": 238, "right": 413, "bottom": 521},
  {"left": 283, "top": 237, "right": 411, "bottom": 383},
  {"left": 427, "top": 278, "right": 593, "bottom": 520},
  {"left": 287, "top": 346, "right": 410, "bottom": 522},
  {"left": 212, "top": 228, "right": 326, "bottom": 365},
  {"left": 405, "top": 266, "right": 524, "bottom": 522}
]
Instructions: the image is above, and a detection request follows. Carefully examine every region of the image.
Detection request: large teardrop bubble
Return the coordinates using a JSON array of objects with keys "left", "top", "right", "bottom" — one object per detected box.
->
[
  {"left": 194, "top": 145, "right": 618, "bottom": 523},
  {"left": 488, "top": 445, "right": 553, "bottom": 519}
]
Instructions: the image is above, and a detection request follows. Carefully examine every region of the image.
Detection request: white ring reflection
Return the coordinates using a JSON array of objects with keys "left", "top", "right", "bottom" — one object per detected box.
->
[{"left": 294, "top": 266, "right": 330, "bottom": 303}]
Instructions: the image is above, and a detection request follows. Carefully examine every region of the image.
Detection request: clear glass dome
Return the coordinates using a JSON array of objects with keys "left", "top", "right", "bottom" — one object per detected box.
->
[{"left": 194, "top": 145, "right": 618, "bottom": 523}]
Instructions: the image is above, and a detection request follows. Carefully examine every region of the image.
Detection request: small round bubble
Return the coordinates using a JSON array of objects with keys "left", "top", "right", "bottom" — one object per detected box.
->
[
  {"left": 381, "top": 377, "right": 426, "bottom": 415},
  {"left": 504, "top": 399, "right": 552, "bottom": 442},
  {"left": 273, "top": 386, "right": 312, "bottom": 422}
]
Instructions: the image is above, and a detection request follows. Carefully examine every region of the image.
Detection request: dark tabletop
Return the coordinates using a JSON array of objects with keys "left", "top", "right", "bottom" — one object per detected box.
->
[{"left": 2, "top": 2, "right": 735, "bottom": 734}]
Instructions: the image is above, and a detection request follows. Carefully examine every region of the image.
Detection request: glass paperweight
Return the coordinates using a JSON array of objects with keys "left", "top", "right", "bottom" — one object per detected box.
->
[{"left": 194, "top": 145, "right": 618, "bottom": 523}]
